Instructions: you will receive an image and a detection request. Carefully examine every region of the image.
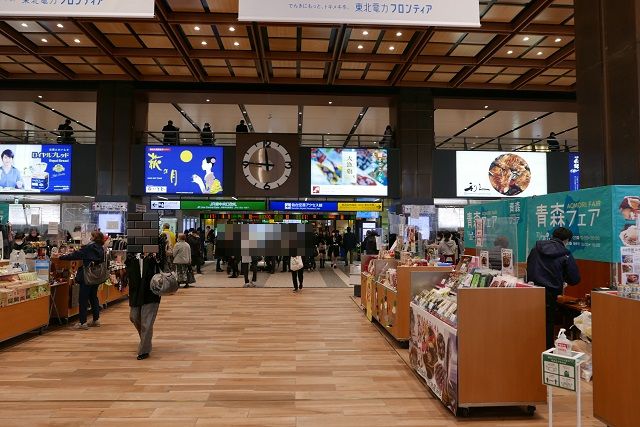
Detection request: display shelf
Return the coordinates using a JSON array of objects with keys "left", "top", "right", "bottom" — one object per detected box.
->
[
  {"left": 592, "top": 292, "right": 640, "bottom": 427},
  {"left": 0, "top": 296, "right": 49, "bottom": 342},
  {"left": 410, "top": 287, "right": 546, "bottom": 415},
  {"left": 363, "top": 262, "right": 451, "bottom": 342}
]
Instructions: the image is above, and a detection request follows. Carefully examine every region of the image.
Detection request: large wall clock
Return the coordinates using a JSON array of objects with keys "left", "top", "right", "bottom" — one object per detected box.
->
[
  {"left": 242, "top": 140, "right": 292, "bottom": 190},
  {"left": 235, "top": 133, "right": 299, "bottom": 197}
]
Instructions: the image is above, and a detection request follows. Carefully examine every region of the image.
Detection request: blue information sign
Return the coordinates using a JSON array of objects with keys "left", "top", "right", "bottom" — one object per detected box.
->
[
  {"left": 569, "top": 153, "right": 580, "bottom": 191},
  {"left": 269, "top": 201, "right": 338, "bottom": 212}
]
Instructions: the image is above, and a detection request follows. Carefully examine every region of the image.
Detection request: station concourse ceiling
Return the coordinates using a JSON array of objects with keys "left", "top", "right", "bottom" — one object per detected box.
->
[{"left": 0, "top": 0, "right": 575, "bottom": 92}]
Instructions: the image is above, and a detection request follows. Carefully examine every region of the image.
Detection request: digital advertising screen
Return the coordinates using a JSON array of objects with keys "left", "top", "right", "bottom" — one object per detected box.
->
[
  {"left": 310, "top": 148, "right": 388, "bottom": 196},
  {"left": 456, "top": 151, "right": 547, "bottom": 198},
  {"left": 98, "top": 213, "right": 124, "bottom": 234},
  {"left": 0, "top": 144, "right": 71, "bottom": 193},
  {"left": 145, "top": 146, "right": 224, "bottom": 195}
]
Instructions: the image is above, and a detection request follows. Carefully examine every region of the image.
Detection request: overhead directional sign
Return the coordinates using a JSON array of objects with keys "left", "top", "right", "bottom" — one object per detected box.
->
[
  {"left": 150, "top": 200, "right": 180, "bottom": 210},
  {"left": 181, "top": 200, "right": 267, "bottom": 211},
  {"left": 0, "top": 0, "right": 155, "bottom": 18},
  {"left": 239, "top": 0, "right": 480, "bottom": 27}
]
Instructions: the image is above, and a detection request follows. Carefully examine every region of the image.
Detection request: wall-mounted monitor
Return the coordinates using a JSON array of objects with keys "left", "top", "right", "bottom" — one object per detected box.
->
[
  {"left": 0, "top": 144, "right": 71, "bottom": 193},
  {"left": 98, "top": 213, "right": 124, "bottom": 234},
  {"left": 456, "top": 151, "right": 547, "bottom": 198},
  {"left": 145, "top": 146, "right": 224, "bottom": 195},
  {"left": 310, "top": 148, "right": 388, "bottom": 196}
]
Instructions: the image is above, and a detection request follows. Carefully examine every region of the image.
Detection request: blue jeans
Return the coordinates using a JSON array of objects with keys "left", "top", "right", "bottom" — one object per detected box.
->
[{"left": 79, "top": 283, "right": 100, "bottom": 324}]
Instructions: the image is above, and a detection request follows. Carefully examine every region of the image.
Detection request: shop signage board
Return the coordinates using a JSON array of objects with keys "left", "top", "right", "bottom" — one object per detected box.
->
[
  {"left": 569, "top": 153, "right": 580, "bottom": 191},
  {"left": 135, "top": 204, "right": 147, "bottom": 213},
  {"left": 542, "top": 350, "right": 582, "bottom": 392},
  {"left": 0, "top": 0, "right": 155, "bottom": 18},
  {"left": 0, "top": 203, "right": 9, "bottom": 224},
  {"left": 337, "top": 202, "right": 383, "bottom": 212},
  {"left": 409, "top": 303, "right": 458, "bottom": 415},
  {"left": 150, "top": 200, "right": 180, "bottom": 210},
  {"left": 92, "top": 202, "right": 128, "bottom": 212},
  {"left": 181, "top": 200, "right": 267, "bottom": 211},
  {"left": 239, "top": 0, "right": 480, "bottom": 27}
]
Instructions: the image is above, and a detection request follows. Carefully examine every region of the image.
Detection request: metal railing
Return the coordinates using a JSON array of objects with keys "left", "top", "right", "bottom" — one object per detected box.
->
[
  {"left": 142, "top": 131, "right": 388, "bottom": 147},
  {"left": 0, "top": 129, "right": 96, "bottom": 145},
  {"left": 435, "top": 136, "right": 579, "bottom": 152}
]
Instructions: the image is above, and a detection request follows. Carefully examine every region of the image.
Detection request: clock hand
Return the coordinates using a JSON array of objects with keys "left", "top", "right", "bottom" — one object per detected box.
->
[
  {"left": 263, "top": 147, "right": 271, "bottom": 172},
  {"left": 243, "top": 161, "right": 275, "bottom": 168}
]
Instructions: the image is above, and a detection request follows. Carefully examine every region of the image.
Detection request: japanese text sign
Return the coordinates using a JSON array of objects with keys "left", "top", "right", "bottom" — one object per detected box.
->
[
  {"left": 239, "top": 0, "right": 480, "bottom": 27},
  {"left": 0, "top": 0, "right": 155, "bottom": 18},
  {"left": 542, "top": 349, "right": 582, "bottom": 392}
]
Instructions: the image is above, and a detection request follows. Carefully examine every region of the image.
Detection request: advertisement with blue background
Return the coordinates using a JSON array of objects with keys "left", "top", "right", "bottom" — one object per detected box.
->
[
  {"left": 145, "top": 146, "right": 224, "bottom": 195},
  {"left": 569, "top": 153, "right": 580, "bottom": 191},
  {"left": 0, "top": 144, "right": 71, "bottom": 193},
  {"left": 270, "top": 201, "right": 337, "bottom": 212}
]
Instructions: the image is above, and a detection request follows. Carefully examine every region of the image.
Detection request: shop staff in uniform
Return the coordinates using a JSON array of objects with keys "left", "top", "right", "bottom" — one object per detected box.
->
[
  {"left": 59, "top": 231, "right": 106, "bottom": 330},
  {"left": 526, "top": 227, "right": 581, "bottom": 349}
]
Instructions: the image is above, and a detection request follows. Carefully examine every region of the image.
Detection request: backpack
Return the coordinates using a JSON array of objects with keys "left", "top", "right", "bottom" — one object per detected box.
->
[
  {"left": 84, "top": 249, "right": 109, "bottom": 286},
  {"left": 150, "top": 271, "right": 179, "bottom": 296}
]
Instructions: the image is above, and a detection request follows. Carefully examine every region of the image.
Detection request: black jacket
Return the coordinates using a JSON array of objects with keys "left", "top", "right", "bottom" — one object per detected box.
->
[
  {"left": 526, "top": 238, "right": 580, "bottom": 293},
  {"left": 343, "top": 232, "right": 357, "bottom": 250},
  {"left": 364, "top": 235, "right": 378, "bottom": 255},
  {"left": 186, "top": 234, "right": 202, "bottom": 265},
  {"left": 126, "top": 255, "right": 161, "bottom": 307},
  {"left": 60, "top": 242, "right": 105, "bottom": 285}
]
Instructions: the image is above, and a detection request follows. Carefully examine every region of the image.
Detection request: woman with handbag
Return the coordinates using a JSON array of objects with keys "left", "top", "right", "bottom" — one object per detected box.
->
[
  {"left": 173, "top": 233, "right": 194, "bottom": 288},
  {"left": 59, "top": 231, "right": 106, "bottom": 330},
  {"left": 289, "top": 255, "right": 306, "bottom": 292}
]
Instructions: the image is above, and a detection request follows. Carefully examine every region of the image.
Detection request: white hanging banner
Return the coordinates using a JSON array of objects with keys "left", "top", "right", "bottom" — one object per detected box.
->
[
  {"left": 0, "top": 0, "right": 155, "bottom": 18},
  {"left": 239, "top": 0, "right": 480, "bottom": 27}
]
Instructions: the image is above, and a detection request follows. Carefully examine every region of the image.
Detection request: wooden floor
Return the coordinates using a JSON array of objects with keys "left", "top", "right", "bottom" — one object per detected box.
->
[{"left": 0, "top": 288, "right": 604, "bottom": 426}]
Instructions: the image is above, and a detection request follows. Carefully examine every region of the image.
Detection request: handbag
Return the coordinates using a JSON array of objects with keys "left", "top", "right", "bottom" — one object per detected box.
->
[
  {"left": 150, "top": 271, "right": 179, "bottom": 296},
  {"left": 290, "top": 256, "right": 304, "bottom": 272},
  {"left": 84, "top": 249, "right": 109, "bottom": 286}
]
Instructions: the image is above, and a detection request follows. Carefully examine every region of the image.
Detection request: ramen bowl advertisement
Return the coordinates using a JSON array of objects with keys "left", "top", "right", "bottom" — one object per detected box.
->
[{"left": 456, "top": 151, "right": 547, "bottom": 198}]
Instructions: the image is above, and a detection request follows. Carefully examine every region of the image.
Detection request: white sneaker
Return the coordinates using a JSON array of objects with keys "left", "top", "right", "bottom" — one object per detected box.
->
[
  {"left": 88, "top": 320, "right": 101, "bottom": 327},
  {"left": 74, "top": 323, "right": 88, "bottom": 330},
  {"left": 249, "top": 282, "right": 257, "bottom": 287}
]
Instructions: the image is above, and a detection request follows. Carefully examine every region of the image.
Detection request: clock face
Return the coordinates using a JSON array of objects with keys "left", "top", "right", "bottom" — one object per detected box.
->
[{"left": 242, "top": 141, "right": 292, "bottom": 190}]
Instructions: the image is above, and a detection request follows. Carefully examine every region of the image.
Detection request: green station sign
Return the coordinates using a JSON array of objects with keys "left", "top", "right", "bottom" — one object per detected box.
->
[{"left": 180, "top": 200, "right": 266, "bottom": 211}]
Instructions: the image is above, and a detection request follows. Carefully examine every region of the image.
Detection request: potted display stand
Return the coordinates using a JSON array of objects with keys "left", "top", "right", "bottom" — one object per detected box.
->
[{"left": 409, "top": 287, "right": 547, "bottom": 416}]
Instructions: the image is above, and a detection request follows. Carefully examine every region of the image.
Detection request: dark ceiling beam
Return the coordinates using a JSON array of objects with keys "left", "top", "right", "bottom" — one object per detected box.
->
[
  {"left": 74, "top": 21, "right": 140, "bottom": 80},
  {"left": 0, "top": 46, "right": 26, "bottom": 55},
  {"left": 0, "top": 67, "right": 8, "bottom": 79},
  {"left": 327, "top": 25, "right": 349, "bottom": 85},
  {"left": 155, "top": 0, "right": 206, "bottom": 82},
  {"left": 450, "top": 0, "right": 555, "bottom": 88},
  {"left": 343, "top": 106, "right": 368, "bottom": 147},
  {"left": 35, "top": 46, "right": 102, "bottom": 56},
  {"left": 248, "top": 23, "right": 269, "bottom": 84},
  {"left": 389, "top": 29, "right": 434, "bottom": 86},
  {"left": 0, "top": 22, "right": 75, "bottom": 80},
  {"left": 512, "top": 41, "right": 576, "bottom": 89}
]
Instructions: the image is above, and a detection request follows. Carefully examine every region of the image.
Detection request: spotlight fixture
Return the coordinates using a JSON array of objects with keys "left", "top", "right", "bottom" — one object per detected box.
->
[
  {"left": 201, "top": 41, "right": 207, "bottom": 46},
  {"left": 536, "top": 51, "right": 543, "bottom": 56},
  {"left": 41, "top": 38, "right": 48, "bottom": 43},
  {"left": 328, "top": 101, "right": 333, "bottom": 105},
  {"left": 507, "top": 50, "right": 513, "bottom": 55},
  {"left": 21, "top": 23, "right": 28, "bottom": 28},
  {"left": 298, "top": 111, "right": 302, "bottom": 115},
  {"left": 362, "top": 30, "right": 369, "bottom": 35},
  {"left": 233, "top": 41, "right": 240, "bottom": 46},
  {"left": 357, "top": 44, "right": 364, "bottom": 49},
  {"left": 523, "top": 36, "right": 530, "bottom": 41},
  {"left": 56, "top": 23, "right": 64, "bottom": 29},
  {"left": 194, "top": 26, "right": 201, "bottom": 31},
  {"left": 484, "top": 105, "right": 488, "bottom": 109},
  {"left": 206, "top": 99, "right": 210, "bottom": 102},
  {"left": 388, "top": 46, "right": 395, "bottom": 51},
  {"left": 555, "top": 38, "right": 562, "bottom": 43},
  {"left": 396, "top": 31, "right": 402, "bottom": 37},
  {"left": 74, "top": 38, "right": 80, "bottom": 44},
  {"left": 229, "top": 26, "right": 236, "bottom": 32},
  {"left": 38, "top": 95, "right": 43, "bottom": 99}
]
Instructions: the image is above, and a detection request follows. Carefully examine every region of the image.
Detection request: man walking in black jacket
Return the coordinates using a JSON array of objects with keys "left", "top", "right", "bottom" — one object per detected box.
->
[{"left": 526, "top": 227, "right": 581, "bottom": 349}]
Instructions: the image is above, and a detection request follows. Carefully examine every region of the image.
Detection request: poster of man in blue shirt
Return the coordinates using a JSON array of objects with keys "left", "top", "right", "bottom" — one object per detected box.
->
[{"left": 0, "top": 149, "right": 23, "bottom": 189}]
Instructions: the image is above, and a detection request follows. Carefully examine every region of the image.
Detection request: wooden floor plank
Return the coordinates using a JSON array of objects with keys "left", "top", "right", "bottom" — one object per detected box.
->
[{"left": 0, "top": 288, "right": 603, "bottom": 426}]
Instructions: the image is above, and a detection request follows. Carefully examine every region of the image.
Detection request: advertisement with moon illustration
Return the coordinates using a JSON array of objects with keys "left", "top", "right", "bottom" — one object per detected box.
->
[
  {"left": 456, "top": 151, "right": 547, "bottom": 198},
  {"left": 410, "top": 303, "right": 458, "bottom": 414},
  {"left": 145, "top": 146, "right": 224, "bottom": 195}
]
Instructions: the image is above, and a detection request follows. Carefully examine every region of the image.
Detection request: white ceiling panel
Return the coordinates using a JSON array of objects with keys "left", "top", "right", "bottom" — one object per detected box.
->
[
  {"left": 244, "top": 105, "right": 298, "bottom": 133},
  {"left": 356, "top": 107, "right": 389, "bottom": 135},
  {"left": 303, "top": 106, "right": 363, "bottom": 135}
]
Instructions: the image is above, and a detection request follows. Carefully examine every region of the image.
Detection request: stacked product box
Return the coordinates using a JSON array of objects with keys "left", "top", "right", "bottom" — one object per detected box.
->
[{"left": 0, "top": 271, "right": 50, "bottom": 308}]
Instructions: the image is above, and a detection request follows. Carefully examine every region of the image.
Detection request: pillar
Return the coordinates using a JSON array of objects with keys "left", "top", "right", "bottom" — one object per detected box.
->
[
  {"left": 575, "top": 0, "right": 640, "bottom": 187},
  {"left": 390, "top": 88, "right": 435, "bottom": 203},
  {"left": 95, "top": 82, "right": 148, "bottom": 198}
]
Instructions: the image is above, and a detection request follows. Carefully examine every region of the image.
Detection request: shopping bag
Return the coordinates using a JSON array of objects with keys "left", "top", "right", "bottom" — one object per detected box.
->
[{"left": 290, "top": 256, "right": 304, "bottom": 271}]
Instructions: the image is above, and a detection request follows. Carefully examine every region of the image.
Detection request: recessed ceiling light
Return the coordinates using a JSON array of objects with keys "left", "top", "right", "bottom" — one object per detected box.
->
[
  {"left": 229, "top": 26, "right": 236, "bottom": 32},
  {"left": 484, "top": 105, "right": 488, "bottom": 109},
  {"left": 201, "top": 41, "right": 207, "bottom": 45},
  {"left": 388, "top": 46, "right": 395, "bottom": 51},
  {"left": 51, "top": 108, "right": 55, "bottom": 111},
  {"left": 206, "top": 99, "right": 210, "bottom": 102},
  {"left": 21, "top": 23, "right": 28, "bottom": 28},
  {"left": 73, "top": 38, "right": 80, "bottom": 44},
  {"left": 536, "top": 51, "right": 543, "bottom": 56},
  {"left": 242, "top": 111, "right": 246, "bottom": 114},
  {"left": 523, "top": 36, "right": 530, "bottom": 41},
  {"left": 56, "top": 23, "right": 64, "bottom": 29},
  {"left": 194, "top": 26, "right": 201, "bottom": 31},
  {"left": 38, "top": 95, "right": 42, "bottom": 99},
  {"left": 362, "top": 30, "right": 369, "bottom": 35},
  {"left": 298, "top": 111, "right": 302, "bottom": 115},
  {"left": 233, "top": 41, "right": 240, "bottom": 46},
  {"left": 299, "top": 123, "right": 302, "bottom": 126},
  {"left": 396, "top": 31, "right": 403, "bottom": 37},
  {"left": 328, "top": 101, "right": 333, "bottom": 105},
  {"left": 464, "top": 127, "right": 468, "bottom": 130},
  {"left": 357, "top": 44, "right": 364, "bottom": 49},
  {"left": 507, "top": 50, "right": 513, "bottom": 54},
  {"left": 555, "top": 38, "right": 562, "bottom": 43},
  {"left": 41, "top": 38, "right": 48, "bottom": 43}
]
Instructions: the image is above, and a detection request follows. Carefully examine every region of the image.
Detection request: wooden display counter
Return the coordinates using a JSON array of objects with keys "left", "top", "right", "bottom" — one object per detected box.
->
[
  {"left": 410, "top": 287, "right": 546, "bottom": 415},
  {"left": 0, "top": 296, "right": 49, "bottom": 342},
  {"left": 592, "top": 292, "right": 640, "bottom": 427},
  {"left": 363, "top": 261, "right": 451, "bottom": 341}
]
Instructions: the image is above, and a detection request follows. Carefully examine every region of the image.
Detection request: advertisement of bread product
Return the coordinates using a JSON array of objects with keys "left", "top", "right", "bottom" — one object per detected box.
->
[{"left": 456, "top": 151, "right": 547, "bottom": 198}]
